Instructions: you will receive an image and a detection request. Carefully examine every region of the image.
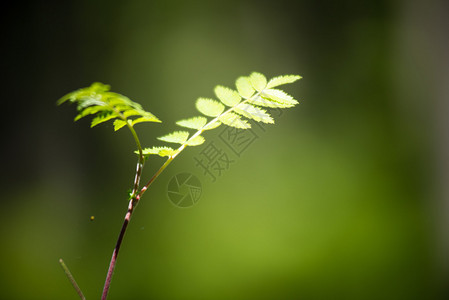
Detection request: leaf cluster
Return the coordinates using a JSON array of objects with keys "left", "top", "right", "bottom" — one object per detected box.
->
[
  {"left": 57, "top": 82, "right": 160, "bottom": 131},
  {"left": 142, "top": 72, "right": 301, "bottom": 158}
]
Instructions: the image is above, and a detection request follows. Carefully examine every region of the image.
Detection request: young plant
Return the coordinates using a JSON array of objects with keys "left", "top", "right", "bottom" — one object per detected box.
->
[{"left": 58, "top": 72, "right": 301, "bottom": 299}]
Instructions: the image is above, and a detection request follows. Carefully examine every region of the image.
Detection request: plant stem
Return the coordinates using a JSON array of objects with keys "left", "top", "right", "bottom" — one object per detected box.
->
[
  {"left": 138, "top": 157, "right": 174, "bottom": 198},
  {"left": 99, "top": 95, "right": 244, "bottom": 298},
  {"left": 59, "top": 258, "right": 86, "bottom": 300},
  {"left": 101, "top": 156, "right": 173, "bottom": 300},
  {"left": 101, "top": 197, "right": 136, "bottom": 300},
  {"left": 127, "top": 124, "right": 144, "bottom": 196},
  {"left": 101, "top": 124, "right": 145, "bottom": 300},
  {"left": 101, "top": 106, "right": 216, "bottom": 299}
]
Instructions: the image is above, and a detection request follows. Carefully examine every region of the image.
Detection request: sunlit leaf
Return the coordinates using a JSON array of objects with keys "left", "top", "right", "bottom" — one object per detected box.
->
[
  {"left": 113, "top": 119, "right": 128, "bottom": 131},
  {"left": 74, "top": 106, "right": 107, "bottom": 121},
  {"left": 261, "top": 89, "right": 298, "bottom": 107},
  {"left": 214, "top": 85, "right": 241, "bottom": 107},
  {"left": 139, "top": 146, "right": 176, "bottom": 157},
  {"left": 247, "top": 95, "right": 283, "bottom": 108},
  {"left": 186, "top": 135, "right": 205, "bottom": 146},
  {"left": 267, "top": 75, "right": 302, "bottom": 89},
  {"left": 234, "top": 103, "right": 274, "bottom": 124},
  {"left": 235, "top": 76, "right": 255, "bottom": 99},
  {"left": 176, "top": 116, "right": 208, "bottom": 130},
  {"left": 132, "top": 116, "right": 160, "bottom": 126},
  {"left": 249, "top": 72, "right": 267, "bottom": 92},
  {"left": 58, "top": 82, "right": 160, "bottom": 131},
  {"left": 219, "top": 112, "right": 251, "bottom": 129},
  {"left": 122, "top": 109, "right": 142, "bottom": 118},
  {"left": 157, "top": 131, "right": 190, "bottom": 144},
  {"left": 91, "top": 112, "right": 116, "bottom": 127},
  {"left": 195, "top": 98, "right": 225, "bottom": 117}
]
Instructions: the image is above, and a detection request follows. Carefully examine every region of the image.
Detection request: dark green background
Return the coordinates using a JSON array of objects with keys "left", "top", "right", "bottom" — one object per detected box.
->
[{"left": 1, "top": 0, "right": 448, "bottom": 299}]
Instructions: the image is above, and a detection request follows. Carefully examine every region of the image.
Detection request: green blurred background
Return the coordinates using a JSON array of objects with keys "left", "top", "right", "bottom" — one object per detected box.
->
[{"left": 1, "top": 0, "right": 448, "bottom": 299}]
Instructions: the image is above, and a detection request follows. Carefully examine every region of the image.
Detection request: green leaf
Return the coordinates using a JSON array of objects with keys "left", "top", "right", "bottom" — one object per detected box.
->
[
  {"left": 106, "top": 92, "right": 134, "bottom": 105},
  {"left": 58, "top": 82, "right": 160, "bottom": 131},
  {"left": 186, "top": 135, "right": 205, "bottom": 146},
  {"left": 214, "top": 85, "right": 241, "bottom": 107},
  {"left": 176, "top": 116, "right": 208, "bottom": 130},
  {"left": 249, "top": 72, "right": 267, "bottom": 92},
  {"left": 74, "top": 106, "right": 107, "bottom": 121},
  {"left": 157, "top": 131, "right": 190, "bottom": 144},
  {"left": 247, "top": 95, "right": 283, "bottom": 108},
  {"left": 131, "top": 116, "right": 161, "bottom": 126},
  {"left": 91, "top": 112, "right": 116, "bottom": 127},
  {"left": 219, "top": 112, "right": 251, "bottom": 129},
  {"left": 57, "top": 82, "right": 111, "bottom": 105},
  {"left": 267, "top": 75, "right": 302, "bottom": 89},
  {"left": 122, "top": 109, "right": 142, "bottom": 118},
  {"left": 234, "top": 103, "right": 274, "bottom": 124},
  {"left": 235, "top": 76, "right": 255, "bottom": 99},
  {"left": 140, "top": 146, "right": 176, "bottom": 157},
  {"left": 135, "top": 111, "right": 161, "bottom": 123},
  {"left": 196, "top": 98, "right": 225, "bottom": 117},
  {"left": 76, "top": 98, "right": 105, "bottom": 110},
  {"left": 261, "top": 89, "right": 298, "bottom": 107},
  {"left": 89, "top": 82, "right": 111, "bottom": 93},
  {"left": 113, "top": 119, "right": 128, "bottom": 131},
  {"left": 124, "top": 72, "right": 300, "bottom": 161}
]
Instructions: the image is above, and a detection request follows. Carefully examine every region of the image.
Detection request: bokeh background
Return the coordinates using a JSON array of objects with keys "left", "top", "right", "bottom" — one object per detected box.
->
[{"left": 1, "top": 0, "right": 448, "bottom": 299}]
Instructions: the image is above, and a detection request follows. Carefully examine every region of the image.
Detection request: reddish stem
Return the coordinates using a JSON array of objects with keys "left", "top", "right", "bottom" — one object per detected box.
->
[
  {"left": 101, "top": 197, "right": 137, "bottom": 300},
  {"left": 101, "top": 157, "right": 174, "bottom": 299}
]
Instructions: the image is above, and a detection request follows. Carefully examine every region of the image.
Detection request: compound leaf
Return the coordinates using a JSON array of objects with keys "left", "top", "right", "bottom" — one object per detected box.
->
[
  {"left": 60, "top": 73, "right": 301, "bottom": 166},
  {"left": 154, "top": 72, "right": 300, "bottom": 155},
  {"left": 58, "top": 82, "right": 161, "bottom": 132}
]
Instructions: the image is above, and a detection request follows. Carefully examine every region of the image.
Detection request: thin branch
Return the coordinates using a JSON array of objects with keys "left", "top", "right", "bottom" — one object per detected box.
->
[
  {"left": 101, "top": 123, "right": 145, "bottom": 300},
  {"left": 59, "top": 258, "right": 86, "bottom": 300},
  {"left": 101, "top": 156, "right": 174, "bottom": 300},
  {"left": 101, "top": 198, "right": 135, "bottom": 300},
  {"left": 138, "top": 157, "right": 174, "bottom": 198},
  {"left": 126, "top": 124, "right": 144, "bottom": 197}
]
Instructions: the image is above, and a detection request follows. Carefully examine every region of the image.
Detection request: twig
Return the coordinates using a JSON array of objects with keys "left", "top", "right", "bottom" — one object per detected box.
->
[
  {"left": 101, "top": 157, "right": 174, "bottom": 300},
  {"left": 59, "top": 258, "right": 86, "bottom": 300},
  {"left": 101, "top": 198, "right": 135, "bottom": 300}
]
